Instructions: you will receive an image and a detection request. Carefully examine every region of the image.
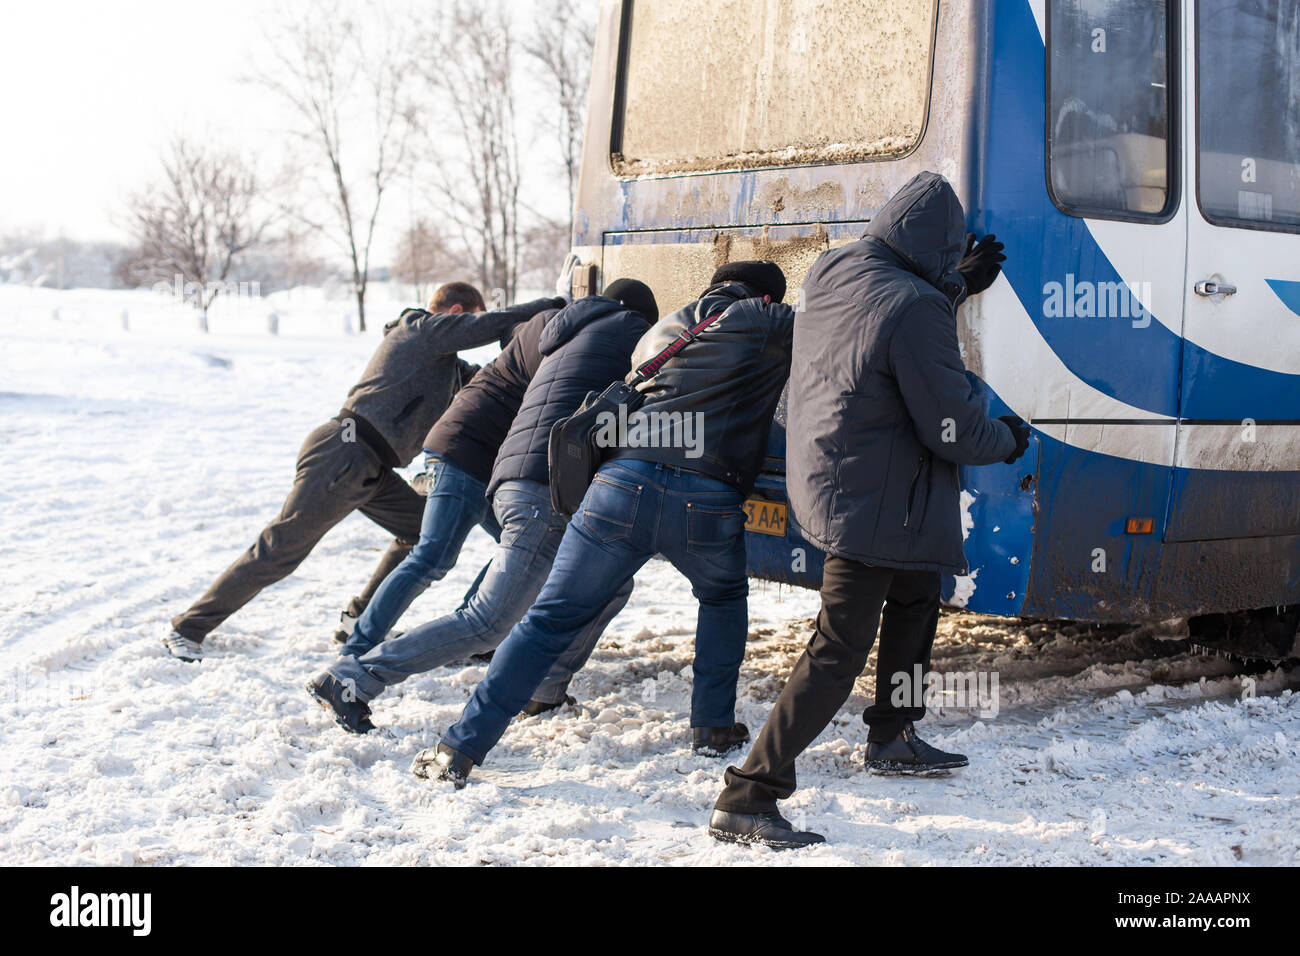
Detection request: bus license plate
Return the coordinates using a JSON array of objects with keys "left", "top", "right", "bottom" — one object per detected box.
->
[{"left": 744, "top": 499, "right": 787, "bottom": 537}]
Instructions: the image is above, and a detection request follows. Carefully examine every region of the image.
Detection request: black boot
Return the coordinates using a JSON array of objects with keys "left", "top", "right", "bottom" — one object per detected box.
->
[
  {"left": 306, "top": 673, "right": 375, "bottom": 734},
  {"left": 864, "top": 721, "right": 968, "bottom": 775},
  {"left": 708, "top": 809, "right": 825, "bottom": 850},
  {"left": 521, "top": 695, "right": 576, "bottom": 717},
  {"left": 411, "top": 742, "right": 474, "bottom": 788},
  {"left": 692, "top": 722, "right": 749, "bottom": 756}
]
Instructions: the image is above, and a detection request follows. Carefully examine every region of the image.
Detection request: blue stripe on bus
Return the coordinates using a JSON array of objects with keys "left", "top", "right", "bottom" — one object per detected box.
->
[
  {"left": 1266, "top": 278, "right": 1300, "bottom": 317},
  {"left": 986, "top": 0, "right": 1300, "bottom": 422}
]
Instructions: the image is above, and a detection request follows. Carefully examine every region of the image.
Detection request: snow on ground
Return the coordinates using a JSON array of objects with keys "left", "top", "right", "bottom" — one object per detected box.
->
[{"left": 1, "top": 288, "right": 1298, "bottom": 866}]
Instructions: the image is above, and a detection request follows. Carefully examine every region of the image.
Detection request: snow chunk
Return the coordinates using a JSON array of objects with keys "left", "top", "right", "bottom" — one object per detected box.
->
[
  {"left": 949, "top": 569, "right": 979, "bottom": 608},
  {"left": 959, "top": 489, "right": 976, "bottom": 540}
]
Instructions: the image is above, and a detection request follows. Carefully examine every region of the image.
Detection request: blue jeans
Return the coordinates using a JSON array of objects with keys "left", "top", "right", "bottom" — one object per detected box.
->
[
  {"left": 442, "top": 459, "right": 749, "bottom": 765},
  {"left": 340, "top": 455, "right": 496, "bottom": 657},
  {"left": 330, "top": 478, "right": 631, "bottom": 703}
]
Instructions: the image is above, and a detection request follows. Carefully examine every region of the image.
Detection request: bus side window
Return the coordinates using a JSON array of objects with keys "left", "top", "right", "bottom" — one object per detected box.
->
[
  {"left": 1196, "top": 0, "right": 1300, "bottom": 232},
  {"left": 1047, "top": 0, "right": 1175, "bottom": 220}
]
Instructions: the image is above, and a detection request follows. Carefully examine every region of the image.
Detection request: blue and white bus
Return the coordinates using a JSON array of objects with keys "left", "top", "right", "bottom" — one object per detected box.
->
[{"left": 570, "top": 0, "right": 1300, "bottom": 657}]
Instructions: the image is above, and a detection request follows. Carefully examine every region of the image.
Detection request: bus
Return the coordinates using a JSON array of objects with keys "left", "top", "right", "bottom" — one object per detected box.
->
[{"left": 568, "top": 0, "right": 1300, "bottom": 658}]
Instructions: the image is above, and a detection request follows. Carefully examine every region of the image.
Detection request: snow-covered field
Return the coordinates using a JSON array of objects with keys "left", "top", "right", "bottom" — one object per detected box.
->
[{"left": 1, "top": 287, "right": 1297, "bottom": 866}]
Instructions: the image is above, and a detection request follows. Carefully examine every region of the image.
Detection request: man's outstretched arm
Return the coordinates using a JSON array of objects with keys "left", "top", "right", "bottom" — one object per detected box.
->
[{"left": 393, "top": 296, "right": 563, "bottom": 353}]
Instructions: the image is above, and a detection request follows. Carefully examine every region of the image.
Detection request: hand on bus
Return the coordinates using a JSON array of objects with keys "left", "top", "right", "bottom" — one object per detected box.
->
[
  {"left": 555, "top": 253, "right": 580, "bottom": 304},
  {"left": 957, "top": 233, "right": 1006, "bottom": 295},
  {"left": 998, "top": 415, "right": 1031, "bottom": 465}
]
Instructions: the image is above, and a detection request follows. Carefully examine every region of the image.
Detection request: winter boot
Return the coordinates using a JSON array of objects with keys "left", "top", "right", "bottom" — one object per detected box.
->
[
  {"left": 692, "top": 722, "right": 750, "bottom": 756},
  {"left": 864, "top": 721, "right": 968, "bottom": 775},
  {"left": 162, "top": 632, "right": 203, "bottom": 663},
  {"left": 708, "top": 809, "right": 825, "bottom": 850},
  {"left": 332, "top": 609, "right": 358, "bottom": 645},
  {"left": 306, "top": 673, "right": 375, "bottom": 734},
  {"left": 521, "top": 695, "right": 576, "bottom": 717},
  {"left": 411, "top": 742, "right": 473, "bottom": 788}
]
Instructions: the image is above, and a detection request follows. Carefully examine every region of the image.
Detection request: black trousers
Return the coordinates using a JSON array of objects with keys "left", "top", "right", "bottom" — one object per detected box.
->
[
  {"left": 172, "top": 420, "right": 425, "bottom": 642},
  {"left": 716, "top": 555, "right": 941, "bottom": 814}
]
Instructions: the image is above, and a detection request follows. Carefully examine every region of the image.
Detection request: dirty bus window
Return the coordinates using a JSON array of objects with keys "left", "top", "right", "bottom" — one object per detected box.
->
[
  {"left": 1197, "top": 0, "right": 1300, "bottom": 231},
  {"left": 611, "top": 0, "right": 938, "bottom": 177},
  {"left": 1047, "top": 0, "right": 1174, "bottom": 219}
]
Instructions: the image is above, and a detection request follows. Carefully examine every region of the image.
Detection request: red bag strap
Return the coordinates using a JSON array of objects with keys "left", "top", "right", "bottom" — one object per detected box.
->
[{"left": 629, "top": 301, "right": 723, "bottom": 384}]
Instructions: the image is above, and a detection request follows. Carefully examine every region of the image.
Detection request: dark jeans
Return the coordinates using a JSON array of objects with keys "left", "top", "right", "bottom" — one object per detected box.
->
[
  {"left": 345, "top": 539, "right": 413, "bottom": 620},
  {"left": 441, "top": 459, "right": 750, "bottom": 765},
  {"left": 340, "top": 455, "right": 496, "bottom": 656},
  {"left": 715, "top": 556, "right": 941, "bottom": 814},
  {"left": 172, "top": 419, "right": 425, "bottom": 642},
  {"left": 330, "top": 479, "right": 629, "bottom": 704}
]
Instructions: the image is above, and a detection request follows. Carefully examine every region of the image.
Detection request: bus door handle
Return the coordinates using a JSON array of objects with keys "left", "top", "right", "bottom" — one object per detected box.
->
[{"left": 1194, "top": 279, "right": 1237, "bottom": 298}]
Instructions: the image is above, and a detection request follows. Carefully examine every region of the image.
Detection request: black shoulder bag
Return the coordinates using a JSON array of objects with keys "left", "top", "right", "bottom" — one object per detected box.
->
[{"left": 547, "top": 303, "right": 722, "bottom": 515}]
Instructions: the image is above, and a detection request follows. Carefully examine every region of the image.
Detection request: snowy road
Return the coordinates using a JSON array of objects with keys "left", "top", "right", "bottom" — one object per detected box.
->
[{"left": 2, "top": 292, "right": 1297, "bottom": 866}]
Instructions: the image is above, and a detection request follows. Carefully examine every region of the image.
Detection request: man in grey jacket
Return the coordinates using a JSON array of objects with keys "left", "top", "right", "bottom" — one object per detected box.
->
[
  {"left": 164, "top": 282, "right": 563, "bottom": 661},
  {"left": 710, "top": 172, "right": 1030, "bottom": 848}
]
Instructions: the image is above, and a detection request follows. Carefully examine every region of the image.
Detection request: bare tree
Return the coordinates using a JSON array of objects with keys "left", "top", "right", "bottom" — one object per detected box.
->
[
  {"left": 238, "top": 226, "right": 339, "bottom": 293},
  {"left": 125, "top": 139, "right": 271, "bottom": 331},
  {"left": 525, "top": 0, "right": 597, "bottom": 238},
  {"left": 418, "top": 0, "right": 523, "bottom": 303},
  {"left": 517, "top": 217, "right": 573, "bottom": 294},
  {"left": 256, "top": 1, "right": 417, "bottom": 331},
  {"left": 391, "top": 217, "right": 458, "bottom": 304}
]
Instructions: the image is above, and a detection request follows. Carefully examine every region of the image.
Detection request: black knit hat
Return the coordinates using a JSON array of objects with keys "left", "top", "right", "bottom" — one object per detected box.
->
[
  {"left": 603, "top": 278, "right": 659, "bottom": 323},
  {"left": 708, "top": 259, "right": 786, "bottom": 303}
]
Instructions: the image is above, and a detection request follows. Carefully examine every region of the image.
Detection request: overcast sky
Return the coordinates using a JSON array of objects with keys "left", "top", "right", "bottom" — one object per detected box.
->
[
  {"left": 0, "top": 0, "right": 288, "bottom": 242},
  {"left": 0, "top": 0, "right": 563, "bottom": 253}
]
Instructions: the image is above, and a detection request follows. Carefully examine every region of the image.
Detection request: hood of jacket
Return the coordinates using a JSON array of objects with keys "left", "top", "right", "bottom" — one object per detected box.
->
[
  {"left": 863, "top": 171, "right": 966, "bottom": 290},
  {"left": 539, "top": 295, "right": 625, "bottom": 356},
  {"left": 695, "top": 281, "right": 759, "bottom": 317}
]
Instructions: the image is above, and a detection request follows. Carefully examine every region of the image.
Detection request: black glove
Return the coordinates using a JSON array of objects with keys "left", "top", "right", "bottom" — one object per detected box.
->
[
  {"left": 956, "top": 233, "right": 1006, "bottom": 296},
  {"left": 999, "top": 415, "right": 1031, "bottom": 465}
]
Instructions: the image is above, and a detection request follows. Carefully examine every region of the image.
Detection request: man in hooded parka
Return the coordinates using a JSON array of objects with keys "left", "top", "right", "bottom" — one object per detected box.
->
[{"left": 710, "top": 172, "right": 1030, "bottom": 849}]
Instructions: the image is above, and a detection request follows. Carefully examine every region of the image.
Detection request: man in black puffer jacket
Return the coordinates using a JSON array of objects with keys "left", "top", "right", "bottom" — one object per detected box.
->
[
  {"left": 710, "top": 171, "right": 1030, "bottom": 849},
  {"left": 315, "top": 280, "right": 658, "bottom": 723},
  {"left": 415, "top": 262, "right": 797, "bottom": 789}
]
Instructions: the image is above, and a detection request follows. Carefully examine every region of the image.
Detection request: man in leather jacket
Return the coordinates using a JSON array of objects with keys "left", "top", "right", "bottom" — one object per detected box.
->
[{"left": 413, "top": 261, "right": 797, "bottom": 788}]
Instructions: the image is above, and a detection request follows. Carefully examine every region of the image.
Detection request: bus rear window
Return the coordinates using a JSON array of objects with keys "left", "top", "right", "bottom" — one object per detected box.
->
[{"left": 611, "top": 0, "right": 937, "bottom": 178}]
